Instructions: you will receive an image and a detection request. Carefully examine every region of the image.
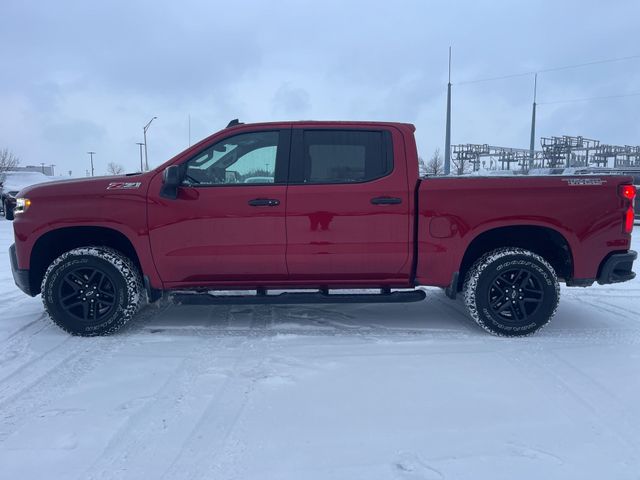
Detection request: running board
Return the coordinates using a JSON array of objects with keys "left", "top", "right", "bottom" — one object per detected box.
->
[{"left": 172, "top": 289, "right": 426, "bottom": 306}]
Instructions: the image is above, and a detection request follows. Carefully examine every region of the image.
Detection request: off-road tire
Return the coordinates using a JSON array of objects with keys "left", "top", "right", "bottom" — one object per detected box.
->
[
  {"left": 42, "top": 247, "right": 142, "bottom": 336},
  {"left": 463, "top": 247, "right": 559, "bottom": 337}
]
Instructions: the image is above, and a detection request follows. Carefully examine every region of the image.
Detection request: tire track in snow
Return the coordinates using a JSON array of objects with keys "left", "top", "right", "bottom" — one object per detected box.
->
[
  {"left": 0, "top": 305, "right": 161, "bottom": 443},
  {"left": 0, "top": 312, "right": 55, "bottom": 378},
  {"left": 0, "top": 336, "right": 124, "bottom": 442},
  {"left": 0, "top": 303, "right": 162, "bottom": 396},
  {"left": 81, "top": 305, "right": 250, "bottom": 480},
  {"left": 577, "top": 297, "right": 639, "bottom": 320},
  {"left": 541, "top": 350, "right": 640, "bottom": 453},
  {"left": 82, "top": 336, "right": 247, "bottom": 480},
  {"left": 0, "top": 332, "right": 72, "bottom": 391},
  {"left": 509, "top": 348, "right": 640, "bottom": 458},
  {"left": 0, "top": 312, "right": 48, "bottom": 343},
  {"left": 159, "top": 306, "right": 275, "bottom": 480}
]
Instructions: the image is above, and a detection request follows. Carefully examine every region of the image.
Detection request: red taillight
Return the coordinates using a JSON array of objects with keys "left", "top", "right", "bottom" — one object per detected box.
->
[
  {"left": 625, "top": 208, "right": 634, "bottom": 233},
  {"left": 620, "top": 184, "right": 636, "bottom": 234},
  {"left": 621, "top": 184, "right": 636, "bottom": 201}
]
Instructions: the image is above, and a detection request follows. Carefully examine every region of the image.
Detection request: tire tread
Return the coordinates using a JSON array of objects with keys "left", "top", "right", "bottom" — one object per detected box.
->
[
  {"left": 463, "top": 247, "right": 560, "bottom": 337},
  {"left": 41, "top": 246, "right": 142, "bottom": 336}
]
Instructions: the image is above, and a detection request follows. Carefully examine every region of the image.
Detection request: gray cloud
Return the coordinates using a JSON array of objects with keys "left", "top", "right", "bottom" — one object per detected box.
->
[
  {"left": 1, "top": 0, "right": 639, "bottom": 175},
  {"left": 272, "top": 83, "right": 311, "bottom": 116}
]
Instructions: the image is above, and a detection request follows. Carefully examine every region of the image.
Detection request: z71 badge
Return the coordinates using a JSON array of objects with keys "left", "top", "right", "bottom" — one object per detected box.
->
[
  {"left": 562, "top": 178, "right": 607, "bottom": 186},
  {"left": 107, "top": 182, "right": 142, "bottom": 190}
]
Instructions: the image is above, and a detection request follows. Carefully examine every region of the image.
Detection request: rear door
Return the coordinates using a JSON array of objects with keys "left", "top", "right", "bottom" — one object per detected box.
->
[{"left": 285, "top": 126, "right": 411, "bottom": 282}]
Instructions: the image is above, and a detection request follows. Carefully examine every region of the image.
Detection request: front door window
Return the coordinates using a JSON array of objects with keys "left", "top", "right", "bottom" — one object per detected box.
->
[{"left": 183, "top": 131, "right": 278, "bottom": 186}]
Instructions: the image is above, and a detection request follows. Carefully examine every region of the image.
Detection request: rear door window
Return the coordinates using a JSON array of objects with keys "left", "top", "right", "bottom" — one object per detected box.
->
[{"left": 292, "top": 130, "right": 392, "bottom": 184}]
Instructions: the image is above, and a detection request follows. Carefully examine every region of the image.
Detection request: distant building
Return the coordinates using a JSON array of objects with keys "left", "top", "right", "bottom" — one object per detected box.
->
[{"left": 8, "top": 165, "right": 55, "bottom": 176}]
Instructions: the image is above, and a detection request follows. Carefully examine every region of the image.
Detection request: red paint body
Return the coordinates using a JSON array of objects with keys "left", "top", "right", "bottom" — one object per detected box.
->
[{"left": 12, "top": 121, "right": 634, "bottom": 293}]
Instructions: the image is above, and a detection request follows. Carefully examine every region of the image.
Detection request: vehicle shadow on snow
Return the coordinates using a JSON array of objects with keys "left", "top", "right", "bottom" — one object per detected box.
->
[
  {"left": 121, "top": 290, "right": 484, "bottom": 338},
  {"left": 118, "top": 287, "right": 640, "bottom": 340}
]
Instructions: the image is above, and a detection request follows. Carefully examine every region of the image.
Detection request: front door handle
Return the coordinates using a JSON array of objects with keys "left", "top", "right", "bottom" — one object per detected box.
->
[
  {"left": 248, "top": 198, "right": 280, "bottom": 207},
  {"left": 371, "top": 196, "right": 402, "bottom": 205}
]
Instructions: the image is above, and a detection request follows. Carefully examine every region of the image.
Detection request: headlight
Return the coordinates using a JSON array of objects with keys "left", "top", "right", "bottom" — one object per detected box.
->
[{"left": 14, "top": 198, "right": 31, "bottom": 214}]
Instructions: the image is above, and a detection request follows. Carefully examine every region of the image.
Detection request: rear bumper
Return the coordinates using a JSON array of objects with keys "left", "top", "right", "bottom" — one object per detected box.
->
[
  {"left": 9, "top": 244, "right": 33, "bottom": 296},
  {"left": 597, "top": 250, "right": 637, "bottom": 285}
]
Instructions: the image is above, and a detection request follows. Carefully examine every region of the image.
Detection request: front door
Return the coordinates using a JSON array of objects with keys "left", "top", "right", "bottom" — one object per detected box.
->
[
  {"left": 148, "top": 128, "right": 290, "bottom": 286},
  {"left": 285, "top": 127, "right": 411, "bottom": 282}
]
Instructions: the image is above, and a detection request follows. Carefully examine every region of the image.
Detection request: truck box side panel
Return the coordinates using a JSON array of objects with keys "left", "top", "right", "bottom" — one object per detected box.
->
[{"left": 416, "top": 175, "right": 633, "bottom": 286}]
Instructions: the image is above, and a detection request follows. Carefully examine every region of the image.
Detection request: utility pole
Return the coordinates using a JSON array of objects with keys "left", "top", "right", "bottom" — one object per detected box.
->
[
  {"left": 444, "top": 47, "right": 452, "bottom": 175},
  {"left": 529, "top": 73, "right": 538, "bottom": 170},
  {"left": 40, "top": 163, "right": 45, "bottom": 174},
  {"left": 188, "top": 114, "right": 191, "bottom": 147},
  {"left": 136, "top": 142, "right": 145, "bottom": 172},
  {"left": 87, "top": 151, "right": 96, "bottom": 177},
  {"left": 143, "top": 116, "right": 157, "bottom": 171}
]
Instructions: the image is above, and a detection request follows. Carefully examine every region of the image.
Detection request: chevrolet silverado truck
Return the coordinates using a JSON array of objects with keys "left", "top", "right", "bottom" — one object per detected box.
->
[{"left": 9, "top": 120, "right": 637, "bottom": 337}]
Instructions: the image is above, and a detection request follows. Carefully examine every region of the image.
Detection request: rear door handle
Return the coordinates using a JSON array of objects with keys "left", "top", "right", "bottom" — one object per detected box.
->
[
  {"left": 371, "top": 196, "right": 402, "bottom": 205},
  {"left": 248, "top": 198, "right": 280, "bottom": 207}
]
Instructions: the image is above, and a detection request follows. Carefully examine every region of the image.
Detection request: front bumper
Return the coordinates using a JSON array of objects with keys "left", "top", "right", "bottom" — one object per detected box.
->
[
  {"left": 597, "top": 250, "right": 637, "bottom": 285},
  {"left": 9, "top": 243, "right": 33, "bottom": 296}
]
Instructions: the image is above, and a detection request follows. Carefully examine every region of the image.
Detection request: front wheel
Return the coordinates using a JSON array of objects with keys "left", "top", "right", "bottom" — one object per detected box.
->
[
  {"left": 463, "top": 247, "right": 559, "bottom": 337},
  {"left": 42, "top": 247, "right": 143, "bottom": 336}
]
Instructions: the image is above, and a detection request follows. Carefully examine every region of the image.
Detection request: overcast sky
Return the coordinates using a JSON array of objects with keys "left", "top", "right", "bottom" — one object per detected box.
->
[{"left": 1, "top": 0, "right": 639, "bottom": 176}]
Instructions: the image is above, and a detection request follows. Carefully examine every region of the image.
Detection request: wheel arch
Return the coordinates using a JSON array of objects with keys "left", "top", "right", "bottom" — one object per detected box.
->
[
  {"left": 29, "top": 226, "right": 143, "bottom": 296},
  {"left": 457, "top": 225, "right": 573, "bottom": 291}
]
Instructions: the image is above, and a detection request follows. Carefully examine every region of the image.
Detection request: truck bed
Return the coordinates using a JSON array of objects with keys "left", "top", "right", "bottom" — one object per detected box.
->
[{"left": 416, "top": 175, "right": 633, "bottom": 288}]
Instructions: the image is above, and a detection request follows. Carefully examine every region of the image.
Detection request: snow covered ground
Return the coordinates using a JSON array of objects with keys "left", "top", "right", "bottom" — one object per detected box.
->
[{"left": 0, "top": 219, "right": 639, "bottom": 480}]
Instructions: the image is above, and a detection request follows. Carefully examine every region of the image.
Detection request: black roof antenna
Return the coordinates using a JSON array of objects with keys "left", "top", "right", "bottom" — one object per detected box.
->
[{"left": 226, "top": 119, "right": 243, "bottom": 128}]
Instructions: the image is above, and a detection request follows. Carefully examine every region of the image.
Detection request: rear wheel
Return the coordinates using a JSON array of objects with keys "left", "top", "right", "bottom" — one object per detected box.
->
[
  {"left": 41, "top": 247, "right": 142, "bottom": 336},
  {"left": 463, "top": 247, "right": 559, "bottom": 336}
]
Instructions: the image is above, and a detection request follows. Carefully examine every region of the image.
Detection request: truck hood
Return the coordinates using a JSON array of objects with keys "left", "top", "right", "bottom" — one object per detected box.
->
[{"left": 18, "top": 173, "right": 151, "bottom": 198}]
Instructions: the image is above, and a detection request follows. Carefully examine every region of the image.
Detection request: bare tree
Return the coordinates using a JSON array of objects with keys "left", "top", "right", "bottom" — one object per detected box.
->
[
  {"left": 106, "top": 162, "right": 125, "bottom": 175},
  {"left": 417, "top": 156, "right": 427, "bottom": 176},
  {"left": 451, "top": 155, "right": 474, "bottom": 176},
  {"left": 0, "top": 148, "right": 20, "bottom": 182},
  {"left": 426, "top": 148, "right": 444, "bottom": 175}
]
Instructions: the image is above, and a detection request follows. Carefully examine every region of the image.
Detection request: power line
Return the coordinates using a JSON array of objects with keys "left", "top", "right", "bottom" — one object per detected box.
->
[
  {"left": 538, "top": 91, "right": 640, "bottom": 105},
  {"left": 457, "top": 54, "right": 640, "bottom": 85}
]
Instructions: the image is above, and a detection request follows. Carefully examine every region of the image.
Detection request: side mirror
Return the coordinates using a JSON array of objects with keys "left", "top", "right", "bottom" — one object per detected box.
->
[{"left": 160, "top": 165, "right": 182, "bottom": 199}]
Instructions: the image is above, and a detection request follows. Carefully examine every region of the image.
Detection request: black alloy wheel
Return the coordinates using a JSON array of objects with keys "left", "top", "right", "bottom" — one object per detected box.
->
[
  {"left": 486, "top": 267, "right": 545, "bottom": 325},
  {"left": 42, "top": 247, "right": 143, "bottom": 336},
  {"left": 463, "top": 247, "right": 560, "bottom": 336},
  {"left": 58, "top": 266, "right": 118, "bottom": 323}
]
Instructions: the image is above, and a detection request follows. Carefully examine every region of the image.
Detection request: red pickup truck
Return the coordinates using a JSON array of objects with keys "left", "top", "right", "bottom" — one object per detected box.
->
[{"left": 9, "top": 120, "right": 637, "bottom": 337}]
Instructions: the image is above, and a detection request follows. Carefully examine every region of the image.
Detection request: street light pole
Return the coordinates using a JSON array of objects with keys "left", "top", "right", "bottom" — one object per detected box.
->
[
  {"left": 444, "top": 46, "right": 452, "bottom": 175},
  {"left": 87, "top": 151, "right": 96, "bottom": 177},
  {"left": 529, "top": 73, "right": 538, "bottom": 170},
  {"left": 143, "top": 116, "right": 157, "bottom": 171},
  {"left": 136, "top": 142, "right": 145, "bottom": 172}
]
